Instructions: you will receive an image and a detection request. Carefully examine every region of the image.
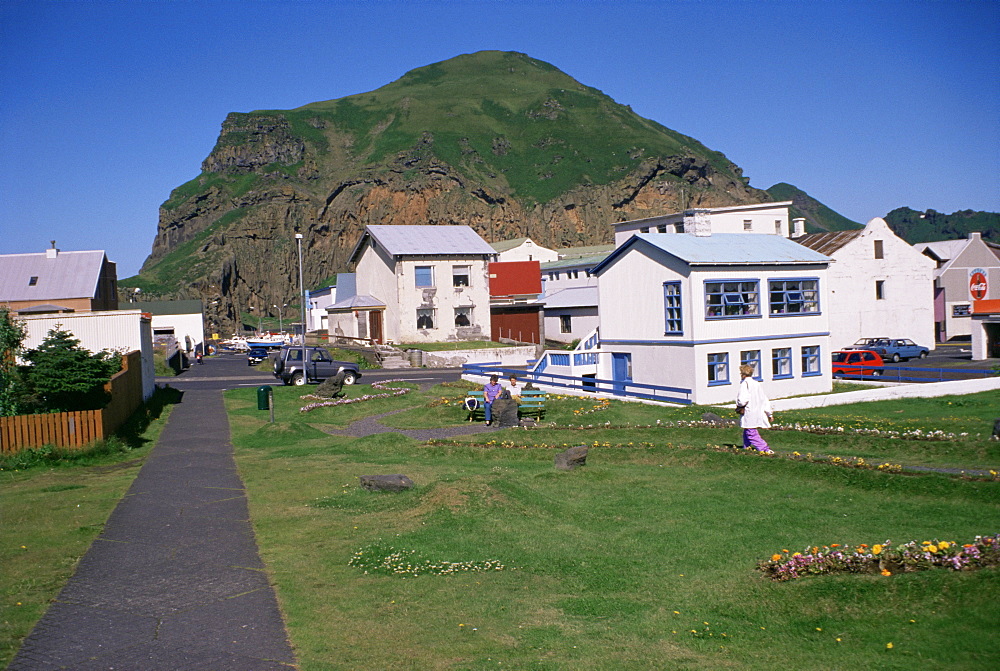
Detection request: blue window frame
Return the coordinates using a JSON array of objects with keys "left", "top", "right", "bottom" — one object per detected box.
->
[
  {"left": 663, "top": 281, "right": 683, "bottom": 334},
  {"left": 769, "top": 278, "right": 819, "bottom": 315},
  {"left": 740, "top": 349, "right": 762, "bottom": 380},
  {"left": 415, "top": 266, "right": 433, "bottom": 287},
  {"left": 772, "top": 347, "right": 792, "bottom": 379},
  {"left": 801, "top": 345, "right": 821, "bottom": 376},
  {"left": 708, "top": 352, "right": 729, "bottom": 385},
  {"left": 705, "top": 280, "right": 760, "bottom": 318}
]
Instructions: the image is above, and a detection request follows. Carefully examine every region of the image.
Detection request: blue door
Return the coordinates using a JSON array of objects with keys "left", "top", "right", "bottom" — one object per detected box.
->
[{"left": 611, "top": 353, "right": 632, "bottom": 393}]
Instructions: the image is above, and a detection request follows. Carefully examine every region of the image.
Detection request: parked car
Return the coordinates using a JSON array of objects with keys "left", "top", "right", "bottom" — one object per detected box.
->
[
  {"left": 832, "top": 350, "right": 884, "bottom": 378},
  {"left": 247, "top": 346, "right": 270, "bottom": 366},
  {"left": 272, "top": 346, "right": 361, "bottom": 386},
  {"left": 845, "top": 337, "right": 889, "bottom": 350},
  {"left": 869, "top": 338, "right": 929, "bottom": 363}
]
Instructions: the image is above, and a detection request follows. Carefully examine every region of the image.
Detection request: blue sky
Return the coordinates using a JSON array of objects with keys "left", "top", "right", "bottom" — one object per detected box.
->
[{"left": 2, "top": 0, "right": 997, "bottom": 277}]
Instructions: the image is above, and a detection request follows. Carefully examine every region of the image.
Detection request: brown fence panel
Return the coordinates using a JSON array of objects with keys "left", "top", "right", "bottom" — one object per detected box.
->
[{"left": 0, "top": 350, "right": 143, "bottom": 455}]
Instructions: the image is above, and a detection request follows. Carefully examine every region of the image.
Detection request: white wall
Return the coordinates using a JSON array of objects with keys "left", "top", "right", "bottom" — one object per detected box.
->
[
  {"left": 149, "top": 312, "right": 204, "bottom": 354},
  {"left": 19, "top": 310, "right": 156, "bottom": 400},
  {"left": 498, "top": 239, "right": 558, "bottom": 263},
  {"left": 395, "top": 257, "right": 492, "bottom": 342},
  {"left": 823, "top": 218, "right": 935, "bottom": 349},
  {"left": 612, "top": 203, "right": 792, "bottom": 246},
  {"left": 543, "top": 306, "right": 599, "bottom": 344}
]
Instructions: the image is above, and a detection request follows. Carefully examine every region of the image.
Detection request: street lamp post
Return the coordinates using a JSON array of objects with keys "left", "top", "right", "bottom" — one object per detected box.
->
[
  {"left": 296, "top": 234, "right": 307, "bottom": 369},
  {"left": 273, "top": 303, "right": 287, "bottom": 335}
]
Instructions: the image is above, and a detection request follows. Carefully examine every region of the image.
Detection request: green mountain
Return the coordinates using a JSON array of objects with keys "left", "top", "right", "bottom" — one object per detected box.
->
[
  {"left": 765, "top": 183, "right": 862, "bottom": 233},
  {"left": 128, "top": 51, "right": 774, "bottom": 331},
  {"left": 882, "top": 207, "right": 999, "bottom": 244}
]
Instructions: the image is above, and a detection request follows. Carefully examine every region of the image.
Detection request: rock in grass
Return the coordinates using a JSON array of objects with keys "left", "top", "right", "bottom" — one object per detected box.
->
[
  {"left": 360, "top": 474, "right": 414, "bottom": 492},
  {"left": 993, "top": 418, "right": 1000, "bottom": 440},
  {"left": 555, "top": 446, "right": 588, "bottom": 471},
  {"left": 701, "top": 412, "right": 735, "bottom": 425}
]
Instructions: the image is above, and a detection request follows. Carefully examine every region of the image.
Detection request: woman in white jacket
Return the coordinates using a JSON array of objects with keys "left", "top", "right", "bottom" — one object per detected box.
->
[{"left": 736, "top": 364, "right": 773, "bottom": 453}]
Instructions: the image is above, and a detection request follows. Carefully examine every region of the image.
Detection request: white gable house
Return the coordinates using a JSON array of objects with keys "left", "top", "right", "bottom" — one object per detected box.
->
[
  {"left": 591, "top": 233, "right": 833, "bottom": 405},
  {"left": 612, "top": 202, "right": 796, "bottom": 247},
  {"left": 347, "top": 225, "right": 496, "bottom": 344},
  {"left": 793, "top": 218, "right": 935, "bottom": 350}
]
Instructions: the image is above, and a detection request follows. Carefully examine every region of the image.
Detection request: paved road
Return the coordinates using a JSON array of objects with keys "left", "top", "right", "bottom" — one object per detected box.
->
[{"left": 9, "top": 356, "right": 297, "bottom": 670}]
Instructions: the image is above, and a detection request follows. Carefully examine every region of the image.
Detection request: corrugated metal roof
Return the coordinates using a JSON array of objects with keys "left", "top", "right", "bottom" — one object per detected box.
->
[
  {"left": 327, "top": 294, "right": 386, "bottom": 311},
  {"left": 553, "top": 243, "right": 615, "bottom": 259},
  {"left": 134, "top": 300, "right": 203, "bottom": 315},
  {"left": 541, "top": 252, "right": 610, "bottom": 270},
  {"left": 593, "top": 233, "right": 830, "bottom": 274},
  {"left": 540, "top": 286, "right": 598, "bottom": 309},
  {"left": 0, "top": 250, "right": 108, "bottom": 302},
  {"left": 366, "top": 225, "right": 496, "bottom": 257},
  {"left": 792, "top": 230, "right": 862, "bottom": 255},
  {"left": 490, "top": 237, "right": 529, "bottom": 253}
]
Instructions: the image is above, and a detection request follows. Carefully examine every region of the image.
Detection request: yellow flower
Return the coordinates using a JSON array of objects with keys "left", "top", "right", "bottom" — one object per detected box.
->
[
  {"left": 938, "top": 541, "right": 950, "bottom": 549},
  {"left": 872, "top": 544, "right": 883, "bottom": 555},
  {"left": 886, "top": 642, "right": 893, "bottom": 649},
  {"left": 881, "top": 569, "right": 892, "bottom": 576},
  {"left": 927, "top": 544, "right": 938, "bottom": 553}
]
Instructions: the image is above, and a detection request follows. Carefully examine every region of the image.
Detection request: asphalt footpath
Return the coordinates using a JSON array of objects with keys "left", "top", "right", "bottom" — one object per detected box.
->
[{"left": 9, "top": 356, "right": 297, "bottom": 670}]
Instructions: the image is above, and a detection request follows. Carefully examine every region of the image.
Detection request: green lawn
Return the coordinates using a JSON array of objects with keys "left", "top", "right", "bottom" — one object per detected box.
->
[{"left": 225, "top": 384, "right": 1000, "bottom": 670}]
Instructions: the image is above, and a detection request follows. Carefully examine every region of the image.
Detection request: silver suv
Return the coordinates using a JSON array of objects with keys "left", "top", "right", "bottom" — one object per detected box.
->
[{"left": 272, "top": 346, "right": 361, "bottom": 386}]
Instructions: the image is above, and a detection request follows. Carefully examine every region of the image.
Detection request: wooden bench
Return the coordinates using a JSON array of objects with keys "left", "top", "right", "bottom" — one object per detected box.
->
[{"left": 464, "top": 389, "right": 546, "bottom": 422}]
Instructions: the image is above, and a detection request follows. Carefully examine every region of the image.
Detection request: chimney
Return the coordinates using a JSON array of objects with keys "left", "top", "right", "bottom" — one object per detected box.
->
[
  {"left": 46, "top": 240, "right": 59, "bottom": 259},
  {"left": 792, "top": 218, "right": 806, "bottom": 238},
  {"left": 683, "top": 209, "right": 712, "bottom": 237},
  {"left": 970, "top": 232, "right": 982, "bottom": 241}
]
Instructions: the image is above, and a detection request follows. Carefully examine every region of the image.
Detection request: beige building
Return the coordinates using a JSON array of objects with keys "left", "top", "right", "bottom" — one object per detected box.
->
[
  {"left": 0, "top": 245, "right": 119, "bottom": 316},
  {"left": 916, "top": 233, "right": 1000, "bottom": 341}
]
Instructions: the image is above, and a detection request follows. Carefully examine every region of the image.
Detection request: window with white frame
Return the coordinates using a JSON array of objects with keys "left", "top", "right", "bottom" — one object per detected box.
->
[
  {"left": 415, "top": 266, "right": 434, "bottom": 288},
  {"left": 663, "top": 281, "right": 683, "bottom": 334},
  {"left": 452, "top": 265, "right": 470, "bottom": 287},
  {"left": 454, "top": 307, "right": 472, "bottom": 327},
  {"left": 708, "top": 352, "right": 729, "bottom": 385},
  {"left": 416, "top": 308, "right": 436, "bottom": 329},
  {"left": 741, "top": 350, "right": 762, "bottom": 380},
  {"left": 801, "top": 345, "right": 821, "bottom": 375},
  {"left": 560, "top": 314, "right": 572, "bottom": 333},
  {"left": 772, "top": 347, "right": 792, "bottom": 378},
  {"left": 705, "top": 280, "right": 759, "bottom": 318},
  {"left": 769, "top": 279, "right": 819, "bottom": 315}
]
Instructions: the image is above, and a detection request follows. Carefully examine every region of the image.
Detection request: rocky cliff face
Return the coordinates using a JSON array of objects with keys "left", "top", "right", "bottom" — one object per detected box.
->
[{"left": 129, "top": 52, "right": 772, "bottom": 333}]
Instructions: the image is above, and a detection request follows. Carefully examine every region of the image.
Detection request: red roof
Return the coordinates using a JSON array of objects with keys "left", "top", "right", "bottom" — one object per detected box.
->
[{"left": 489, "top": 261, "right": 541, "bottom": 297}]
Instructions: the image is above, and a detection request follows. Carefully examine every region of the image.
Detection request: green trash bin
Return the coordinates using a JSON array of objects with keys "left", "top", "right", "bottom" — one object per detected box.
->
[{"left": 257, "top": 386, "right": 272, "bottom": 411}]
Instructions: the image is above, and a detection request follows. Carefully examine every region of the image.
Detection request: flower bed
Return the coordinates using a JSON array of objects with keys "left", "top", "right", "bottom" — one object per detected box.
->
[
  {"left": 299, "top": 379, "right": 412, "bottom": 413},
  {"left": 757, "top": 533, "right": 1000, "bottom": 581},
  {"left": 348, "top": 542, "right": 514, "bottom": 577}
]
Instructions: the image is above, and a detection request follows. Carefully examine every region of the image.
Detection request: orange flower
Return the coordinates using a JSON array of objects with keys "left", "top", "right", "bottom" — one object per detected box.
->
[
  {"left": 881, "top": 569, "right": 892, "bottom": 576},
  {"left": 771, "top": 554, "right": 782, "bottom": 562}
]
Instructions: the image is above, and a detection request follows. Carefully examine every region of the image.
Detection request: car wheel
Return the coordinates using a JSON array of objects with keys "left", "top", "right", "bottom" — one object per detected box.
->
[
  {"left": 919, "top": 351, "right": 928, "bottom": 359},
  {"left": 891, "top": 353, "right": 900, "bottom": 363},
  {"left": 291, "top": 372, "right": 305, "bottom": 386},
  {"left": 872, "top": 369, "right": 882, "bottom": 377},
  {"left": 343, "top": 372, "right": 357, "bottom": 385}
]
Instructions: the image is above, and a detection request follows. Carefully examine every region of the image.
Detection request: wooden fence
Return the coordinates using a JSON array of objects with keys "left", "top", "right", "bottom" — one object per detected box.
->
[{"left": 0, "top": 350, "right": 144, "bottom": 454}]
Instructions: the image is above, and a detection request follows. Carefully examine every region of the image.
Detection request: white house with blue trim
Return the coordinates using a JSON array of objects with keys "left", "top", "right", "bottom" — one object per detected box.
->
[{"left": 590, "top": 232, "right": 833, "bottom": 405}]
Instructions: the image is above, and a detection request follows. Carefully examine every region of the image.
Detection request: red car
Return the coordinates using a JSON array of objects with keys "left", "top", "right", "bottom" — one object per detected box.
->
[{"left": 832, "top": 350, "right": 884, "bottom": 378}]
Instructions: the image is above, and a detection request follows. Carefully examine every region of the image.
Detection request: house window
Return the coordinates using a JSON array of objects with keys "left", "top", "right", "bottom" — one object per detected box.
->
[
  {"left": 874, "top": 240, "right": 884, "bottom": 259},
  {"left": 772, "top": 348, "right": 792, "bottom": 379},
  {"left": 774, "top": 220, "right": 782, "bottom": 234},
  {"left": 415, "top": 266, "right": 434, "bottom": 288},
  {"left": 657, "top": 224, "right": 667, "bottom": 233},
  {"left": 875, "top": 280, "right": 886, "bottom": 300},
  {"left": 743, "top": 220, "right": 752, "bottom": 231},
  {"left": 705, "top": 280, "right": 759, "bottom": 318},
  {"left": 769, "top": 279, "right": 819, "bottom": 315},
  {"left": 708, "top": 352, "right": 729, "bottom": 385},
  {"left": 663, "top": 281, "right": 683, "bottom": 334},
  {"left": 416, "top": 308, "right": 435, "bottom": 329},
  {"left": 28, "top": 276, "right": 38, "bottom": 286},
  {"left": 560, "top": 315, "right": 572, "bottom": 333},
  {"left": 741, "top": 350, "right": 762, "bottom": 380},
  {"left": 801, "top": 346, "right": 821, "bottom": 376},
  {"left": 640, "top": 227, "right": 649, "bottom": 233},
  {"left": 452, "top": 266, "right": 470, "bottom": 287},
  {"left": 674, "top": 223, "right": 684, "bottom": 233},
  {"left": 454, "top": 307, "right": 472, "bottom": 327}
]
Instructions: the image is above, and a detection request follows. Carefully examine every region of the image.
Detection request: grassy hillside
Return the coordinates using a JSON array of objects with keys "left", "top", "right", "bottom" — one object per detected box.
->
[{"left": 884, "top": 207, "right": 1000, "bottom": 244}]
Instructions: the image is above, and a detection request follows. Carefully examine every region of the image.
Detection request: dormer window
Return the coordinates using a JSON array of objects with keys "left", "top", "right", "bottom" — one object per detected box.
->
[{"left": 28, "top": 276, "right": 38, "bottom": 286}]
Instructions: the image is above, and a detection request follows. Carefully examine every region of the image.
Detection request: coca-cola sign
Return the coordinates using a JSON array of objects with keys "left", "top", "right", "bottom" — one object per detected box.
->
[{"left": 970, "top": 268, "right": 988, "bottom": 300}]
